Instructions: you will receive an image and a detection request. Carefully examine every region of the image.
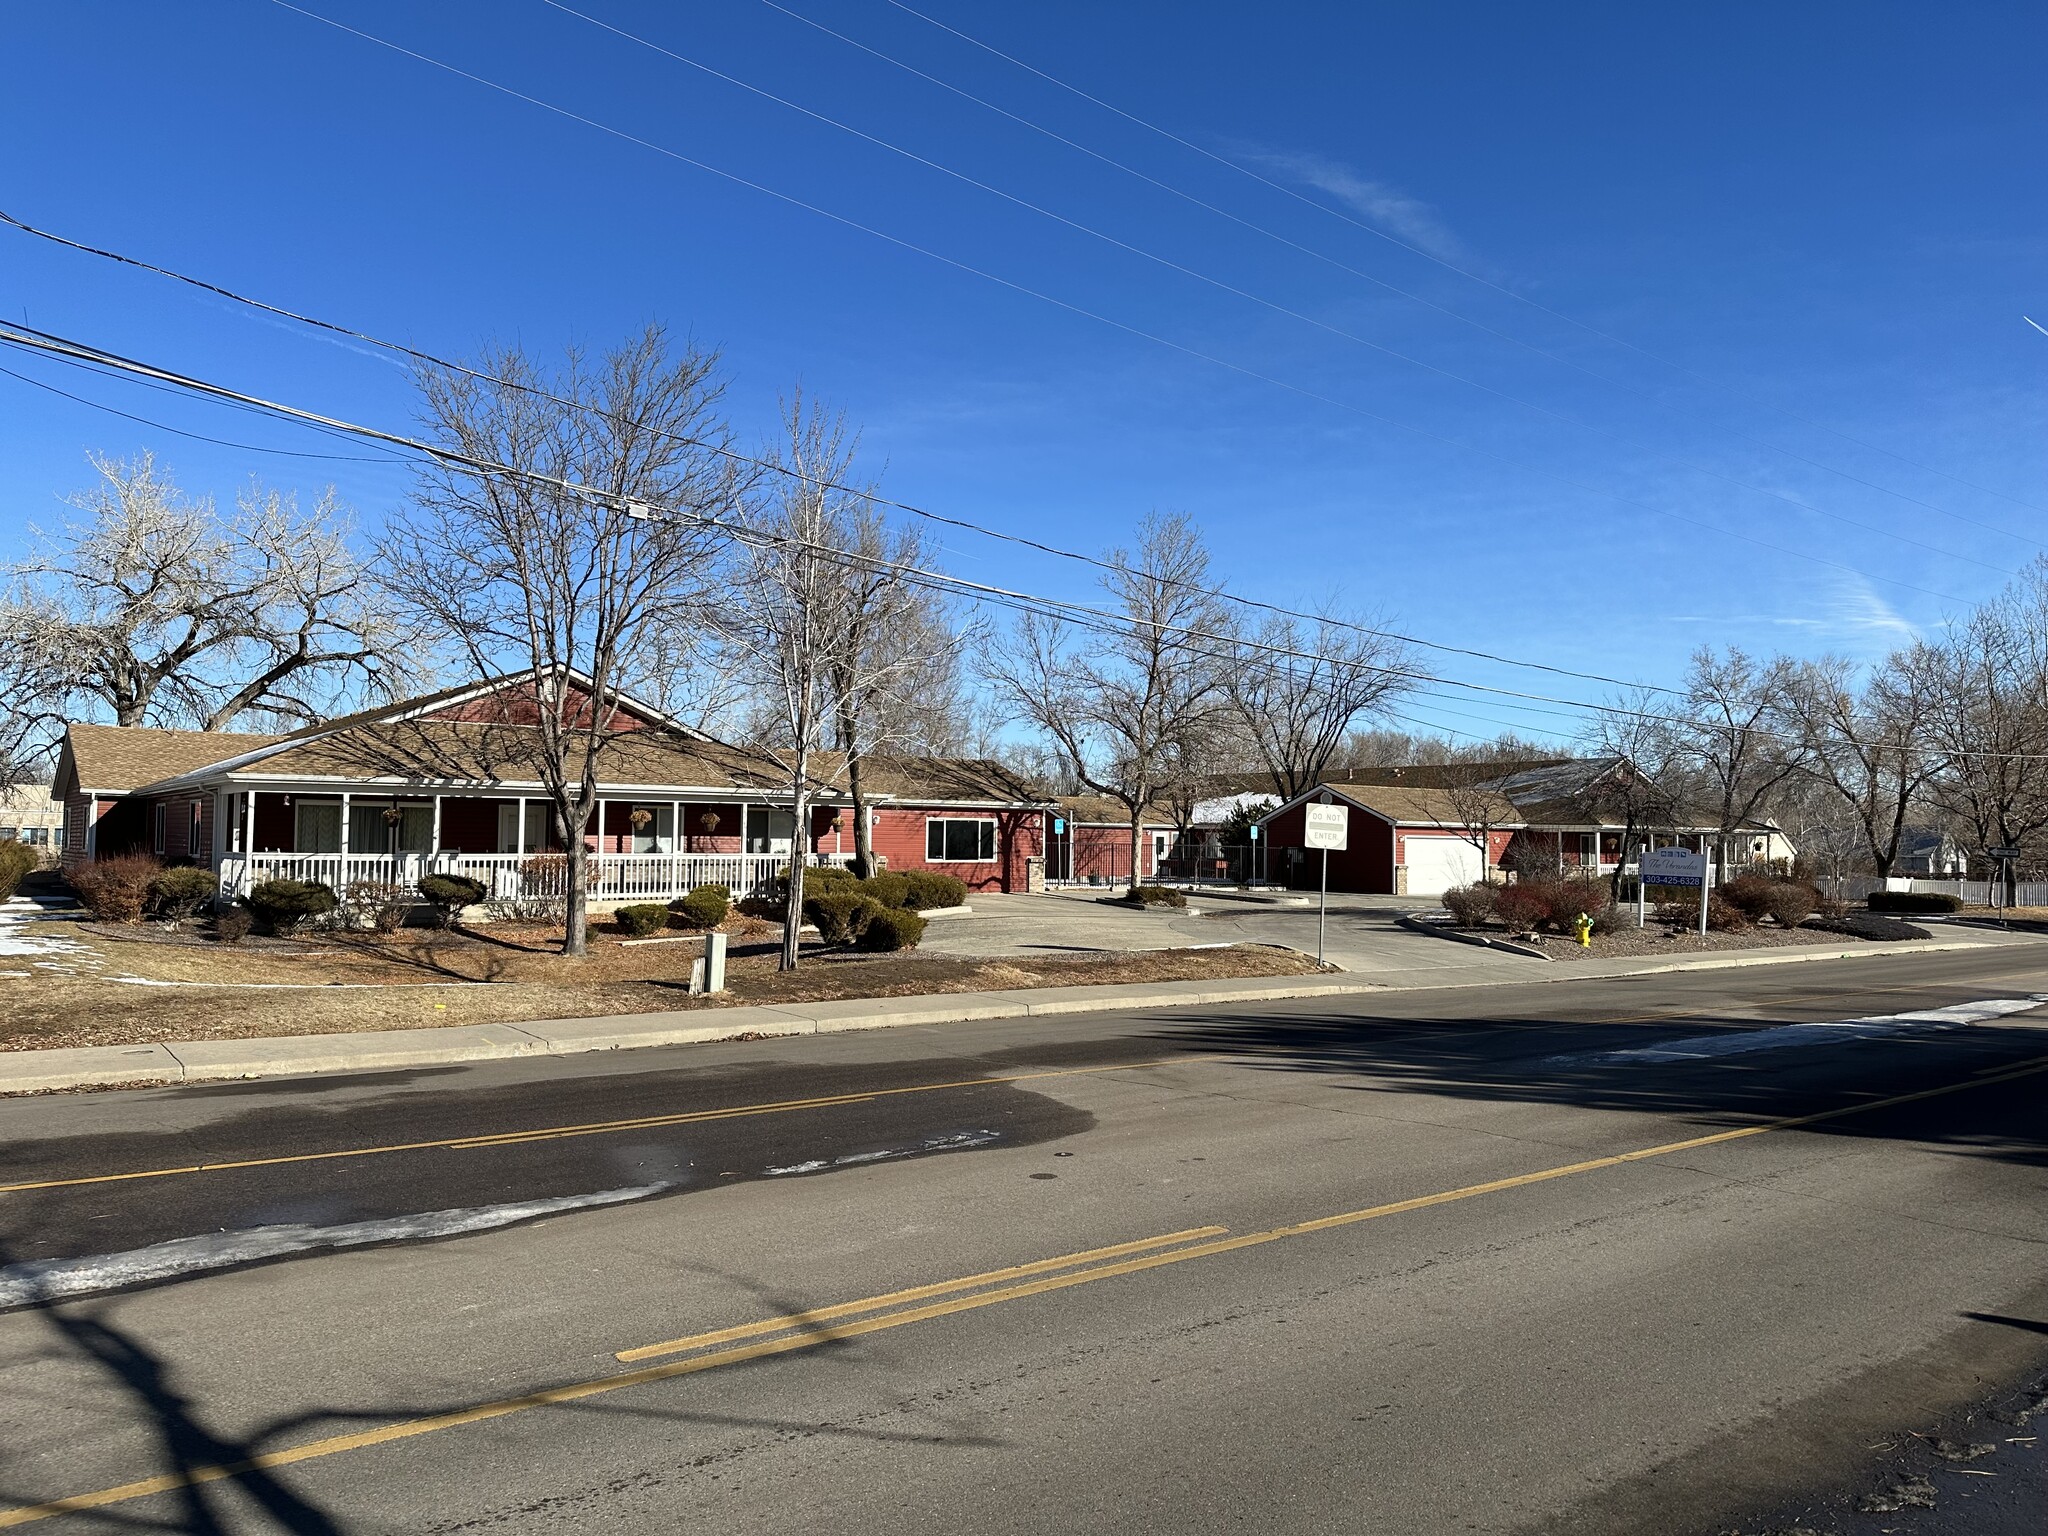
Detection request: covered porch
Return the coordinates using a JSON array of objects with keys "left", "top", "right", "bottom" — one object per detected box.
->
[{"left": 210, "top": 787, "right": 857, "bottom": 904}]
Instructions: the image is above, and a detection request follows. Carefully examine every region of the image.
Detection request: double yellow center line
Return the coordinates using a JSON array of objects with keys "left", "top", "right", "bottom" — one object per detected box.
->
[{"left": 8, "top": 1051, "right": 2048, "bottom": 1528}]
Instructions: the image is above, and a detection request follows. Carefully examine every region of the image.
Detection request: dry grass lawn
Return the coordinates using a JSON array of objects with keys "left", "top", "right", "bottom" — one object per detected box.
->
[{"left": 2, "top": 918, "right": 1320, "bottom": 1052}]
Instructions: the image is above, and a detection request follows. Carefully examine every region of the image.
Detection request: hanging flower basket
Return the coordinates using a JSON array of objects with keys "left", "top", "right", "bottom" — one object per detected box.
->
[
  {"left": 629, "top": 809, "right": 653, "bottom": 830},
  {"left": 699, "top": 811, "right": 722, "bottom": 834}
]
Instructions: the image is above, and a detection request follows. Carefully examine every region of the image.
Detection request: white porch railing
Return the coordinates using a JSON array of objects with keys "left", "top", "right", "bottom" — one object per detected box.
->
[{"left": 221, "top": 850, "right": 854, "bottom": 905}]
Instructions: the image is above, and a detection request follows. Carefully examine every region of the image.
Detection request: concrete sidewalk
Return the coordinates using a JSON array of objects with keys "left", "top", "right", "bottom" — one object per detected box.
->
[{"left": 1, "top": 931, "right": 2030, "bottom": 1095}]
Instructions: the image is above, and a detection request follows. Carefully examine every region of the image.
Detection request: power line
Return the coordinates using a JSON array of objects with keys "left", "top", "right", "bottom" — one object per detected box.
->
[
  {"left": 753, "top": 0, "right": 2043, "bottom": 555},
  {"left": 534, "top": 0, "right": 2018, "bottom": 576},
  {"left": 248, "top": 2, "right": 1976, "bottom": 606},
  {"left": 0, "top": 207, "right": 1692, "bottom": 700},
  {"left": 7, "top": 317, "right": 2043, "bottom": 766},
  {"left": 882, "top": 0, "right": 2048, "bottom": 523}
]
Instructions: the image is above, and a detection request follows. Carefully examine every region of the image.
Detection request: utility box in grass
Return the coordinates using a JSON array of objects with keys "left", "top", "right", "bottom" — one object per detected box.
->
[{"left": 689, "top": 931, "right": 728, "bottom": 995}]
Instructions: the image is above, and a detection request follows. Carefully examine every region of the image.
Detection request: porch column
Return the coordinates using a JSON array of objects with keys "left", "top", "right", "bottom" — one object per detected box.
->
[
  {"left": 595, "top": 798, "right": 606, "bottom": 888},
  {"left": 244, "top": 790, "right": 255, "bottom": 855},
  {"left": 338, "top": 791, "right": 351, "bottom": 862},
  {"left": 670, "top": 799, "right": 681, "bottom": 890},
  {"left": 515, "top": 797, "right": 526, "bottom": 857},
  {"left": 739, "top": 802, "right": 749, "bottom": 854},
  {"left": 430, "top": 795, "right": 443, "bottom": 858}
]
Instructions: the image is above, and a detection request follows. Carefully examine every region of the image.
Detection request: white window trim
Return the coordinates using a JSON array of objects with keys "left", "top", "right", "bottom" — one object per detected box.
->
[{"left": 926, "top": 816, "right": 998, "bottom": 864}]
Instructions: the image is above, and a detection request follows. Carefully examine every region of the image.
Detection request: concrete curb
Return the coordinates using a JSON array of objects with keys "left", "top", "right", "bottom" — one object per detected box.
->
[
  {"left": 1396, "top": 913, "right": 1550, "bottom": 961},
  {"left": 0, "top": 935, "right": 2023, "bottom": 1096},
  {"left": 0, "top": 974, "right": 1378, "bottom": 1094}
]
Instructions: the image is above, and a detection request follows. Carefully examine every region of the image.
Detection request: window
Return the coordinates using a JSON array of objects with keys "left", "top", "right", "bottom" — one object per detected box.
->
[
  {"left": 188, "top": 802, "right": 204, "bottom": 856},
  {"left": 926, "top": 817, "right": 996, "bottom": 863},
  {"left": 153, "top": 804, "right": 168, "bottom": 855},
  {"left": 0, "top": 826, "right": 15, "bottom": 842}
]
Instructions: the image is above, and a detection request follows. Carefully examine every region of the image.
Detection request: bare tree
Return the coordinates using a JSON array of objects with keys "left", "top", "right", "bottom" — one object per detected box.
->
[
  {"left": 740, "top": 395, "right": 944, "bottom": 967},
  {"left": 985, "top": 512, "right": 1229, "bottom": 893},
  {"left": 0, "top": 452, "right": 419, "bottom": 743},
  {"left": 825, "top": 502, "right": 970, "bottom": 878},
  {"left": 1659, "top": 646, "right": 1804, "bottom": 876},
  {"left": 1777, "top": 653, "right": 1939, "bottom": 878},
  {"left": 383, "top": 328, "right": 744, "bottom": 957},
  {"left": 1225, "top": 608, "right": 1415, "bottom": 799},
  {"left": 1583, "top": 691, "right": 1682, "bottom": 898}
]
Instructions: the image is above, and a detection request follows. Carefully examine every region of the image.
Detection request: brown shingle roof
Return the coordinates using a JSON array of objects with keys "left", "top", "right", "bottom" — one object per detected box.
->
[
  {"left": 59, "top": 723, "right": 286, "bottom": 794},
  {"left": 1057, "top": 793, "right": 1174, "bottom": 827},
  {"left": 815, "top": 753, "right": 1052, "bottom": 805},
  {"left": 1321, "top": 783, "right": 1524, "bottom": 827}
]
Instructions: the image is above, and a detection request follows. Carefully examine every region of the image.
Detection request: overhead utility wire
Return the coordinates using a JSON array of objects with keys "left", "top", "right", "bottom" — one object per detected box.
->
[
  {"left": 6, "top": 319, "right": 2042, "bottom": 766},
  {"left": 883, "top": 0, "right": 2048, "bottom": 522},
  {"left": 0, "top": 207, "right": 1685, "bottom": 700},
  {"left": 751, "top": 0, "right": 2041, "bottom": 554},
  {"left": 254, "top": 3, "right": 1974, "bottom": 608},
  {"left": 533, "top": 0, "right": 2015, "bottom": 575}
]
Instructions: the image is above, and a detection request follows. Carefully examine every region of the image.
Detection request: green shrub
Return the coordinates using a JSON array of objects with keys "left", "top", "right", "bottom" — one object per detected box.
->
[
  {"left": 214, "top": 905, "right": 254, "bottom": 944},
  {"left": 774, "top": 865, "right": 859, "bottom": 903},
  {"left": 613, "top": 903, "right": 668, "bottom": 937},
  {"left": 1868, "top": 890, "right": 1961, "bottom": 914},
  {"left": 1126, "top": 884, "right": 1187, "bottom": 908},
  {"left": 857, "top": 906, "right": 927, "bottom": 951},
  {"left": 669, "top": 883, "right": 730, "bottom": 928},
  {"left": 805, "top": 891, "right": 883, "bottom": 944},
  {"left": 71, "top": 854, "right": 162, "bottom": 923},
  {"left": 862, "top": 871, "right": 914, "bottom": 909},
  {"left": 1440, "top": 883, "right": 1497, "bottom": 928},
  {"left": 247, "top": 878, "right": 338, "bottom": 936},
  {"left": 900, "top": 870, "right": 968, "bottom": 910},
  {"left": 0, "top": 841, "right": 37, "bottom": 900},
  {"left": 148, "top": 866, "right": 219, "bottom": 923},
  {"left": 1805, "top": 913, "right": 1928, "bottom": 942},
  {"left": 416, "top": 873, "right": 486, "bottom": 928},
  {"left": 736, "top": 894, "right": 784, "bottom": 921}
]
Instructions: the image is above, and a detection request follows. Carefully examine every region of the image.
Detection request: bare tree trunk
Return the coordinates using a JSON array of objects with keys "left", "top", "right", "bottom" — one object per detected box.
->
[
  {"left": 844, "top": 709, "right": 873, "bottom": 877},
  {"left": 1126, "top": 808, "right": 1144, "bottom": 895},
  {"left": 783, "top": 779, "right": 808, "bottom": 971},
  {"left": 564, "top": 835, "right": 589, "bottom": 957}
]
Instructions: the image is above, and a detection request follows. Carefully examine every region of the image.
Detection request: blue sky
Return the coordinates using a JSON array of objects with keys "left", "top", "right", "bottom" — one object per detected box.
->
[{"left": 3, "top": 1, "right": 2044, "bottom": 745}]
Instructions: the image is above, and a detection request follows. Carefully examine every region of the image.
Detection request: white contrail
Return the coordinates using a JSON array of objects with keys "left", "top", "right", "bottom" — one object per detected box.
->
[
  {"left": 1546, "top": 994, "right": 2048, "bottom": 1066},
  {"left": 2025, "top": 316, "right": 2048, "bottom": 338},
  {"left": 0, "top": 1183, "right": 668, "bottom": 1308}
]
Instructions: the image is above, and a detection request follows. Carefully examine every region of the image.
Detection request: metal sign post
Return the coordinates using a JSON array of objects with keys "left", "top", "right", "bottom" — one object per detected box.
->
[
  {"left": 1989, "top": 846, "right": 2020, "bottom": 927},
  {"left": 1303, "top": 801, "right": 1349, "bottom": 967}
]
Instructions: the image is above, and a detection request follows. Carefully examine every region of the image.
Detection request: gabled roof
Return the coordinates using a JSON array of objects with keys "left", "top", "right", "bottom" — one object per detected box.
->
[
  {"left": 1259, "top": 782, "right": 1524, "bottom": 831},
  {"left": 811, "top": 753, "right": 1053, "bottom": 807},
  {"left": 1056, "top": 793, "right": 1175, "bottom": 828},
  {"left": 56, "top": 723, "right": 288, "bottom": 796}
]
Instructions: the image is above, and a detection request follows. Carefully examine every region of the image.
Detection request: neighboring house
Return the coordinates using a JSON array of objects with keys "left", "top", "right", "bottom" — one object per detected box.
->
[
  {"left": 0, "top": 784, "right": 66, "bottom": 866},
  {"left": 1896, "top": 826, "right": 1967, "bottom": 877},
  {"left": 53, "top": 670, "right": 1054, "bottom": 901},
  {"left": 1047, "top": 795, "right": 1174, "bottom": 885},
  {"left": 1257, "top": 756, "right": 1796, "bottom": 896}
]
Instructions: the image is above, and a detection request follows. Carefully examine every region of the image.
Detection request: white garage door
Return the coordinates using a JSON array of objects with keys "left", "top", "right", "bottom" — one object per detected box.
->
[{"left": 1403, "top": 836, "right": 1482, "bottom": 896}]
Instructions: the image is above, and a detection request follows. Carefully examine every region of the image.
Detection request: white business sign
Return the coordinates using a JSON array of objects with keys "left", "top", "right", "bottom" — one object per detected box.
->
[
  {"left": 1640, "top": 846, "right": 1707, "bottom": 887},
  {"left": 1303, "top": 803, "right": 1349, "bottom": 851}
]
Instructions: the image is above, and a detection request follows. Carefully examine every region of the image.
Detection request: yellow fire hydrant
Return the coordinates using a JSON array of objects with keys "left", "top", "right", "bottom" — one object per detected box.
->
[{"left": 1574, "top": 911, "right": 1593, "bottom": 948}]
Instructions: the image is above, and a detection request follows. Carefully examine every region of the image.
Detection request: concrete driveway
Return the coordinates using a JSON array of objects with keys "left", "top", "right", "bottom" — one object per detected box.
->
[{"left": 916, "top": 890, "right": 1223, "bottom": 958}]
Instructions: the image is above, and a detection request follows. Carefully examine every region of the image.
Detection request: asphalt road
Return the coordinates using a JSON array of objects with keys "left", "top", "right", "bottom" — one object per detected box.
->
[{"left": 3, "top": 946, "right": 2048, "bottom": 1534}]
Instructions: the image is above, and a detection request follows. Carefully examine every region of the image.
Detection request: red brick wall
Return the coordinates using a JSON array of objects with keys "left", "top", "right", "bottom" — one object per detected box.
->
[{"left": 1262, "top": 799, "right": 1395, "bottom": 893}]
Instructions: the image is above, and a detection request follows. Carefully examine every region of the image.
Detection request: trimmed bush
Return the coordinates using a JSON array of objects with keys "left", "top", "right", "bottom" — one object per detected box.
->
[
  {"left": 736, "top": 894, "right": 784, "bottom": 921},
  {"left": 1720, "top": 874, "right": 1779, "bottom": 922},
  {"left": 862, "top": 871, "right": 914, "bottom": 910},
  {"left": 805, "top": 892, "right": 883, "bottom": 944},
  {"left": 669, "top": 883, "right": 730, "bottom": 929},
  {"left": 1440, "top": 883, "right": 1497, "bottom": 928},
  {"left": 1868, "top": 890, "right": 1961, "bottom": 914},
  {"left": 416, "top": 873, "right": 486, "bottom": 928},
  {"left": 1805, "top": 913, "right": 1929, "bottom": 942},
  {"left": 1492, "top": 884, "right": 1549, "bottom": 931},
  {"left": 71, "top": 854, "right": 162, "bottom": 923},
  {"left": 774, "top": 865, "right": 859, "bottom": 904},
  {"left": 613, "top": 903, "right": 668, "bottom": 937},
  {"left": 148, "top": 866, "right": 219, "bottom": 924},
  {"left": 247, "top": 878, "right": 338, "bottom": 936},
  {"left": 857, "top": 906, "right": 927, "bottom": 951},
  {"left": 214, "top": 905, "right": 254, "bottom": 944},
  {"left": 900, "top": 870, "right": 968, "bottom": 910},
  {"left": 1704, "top": 893, "right": 1749, "bottom": 932},
  {"left": 1758, "top": 880, "right": 1820, "bottom": 927},
  {"left": 0, "top": 841, "right": 37, "bottom": 900},
  {"left": 1127, "top": 885, "right": 1187, "bottom": 908}
]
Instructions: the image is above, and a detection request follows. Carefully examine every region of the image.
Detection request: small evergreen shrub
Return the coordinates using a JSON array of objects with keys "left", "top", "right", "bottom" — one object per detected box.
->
[
  {"left": 71, "top": 854, "right": 162, "bottom": 923},
  {"left": 1126, "top": 885, "right": 1187, "bottom": 908},
  {"left": 900, "top": 870, "right": 968, "bottom": 910},
  {"left": 736, "top": 894, "right": 784, "bottom": 921},
  {"left": 1805, "top": 913, "right": 1928, "bottom": 942},
  {"left": 669, "top": 883, "right": 730, "bottom": 928},
  {"left": 613, "top": 903, "right": 668, "bottom": 937},
  {"left": 862, "top": 871, "right": 915, "bottom": 909},
  {"left": 804, "top": 891, "right": 883, "bottom": 943},
  {"left": 1440, "top": 883, "right": 1497, "bottom": 928},
  {"left": 1867, "top": 890, "right": 1961, "bottom": 914},
  {"left": 214, "top": 905, "right": 254, "bottom": 944},
  {"left": 148, "top": 866, "right": 219, "bottom": 924},
  {"left": 0, "top": 841, "right": 37, "bottom": 900},
  {"left": 416, "top": 873, "right": 485, "bottom": 928},
  {"left": 857, "top": 906, "right": 927, "bottom": 951},
  {"left": 247, "top": 878, "right": 338, "bottom": 936}
]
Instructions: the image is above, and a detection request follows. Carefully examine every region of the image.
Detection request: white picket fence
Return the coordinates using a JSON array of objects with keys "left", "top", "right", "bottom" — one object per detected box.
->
[{"left": 1830, "top": 874, "right": 2048, "bottom": 908}]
